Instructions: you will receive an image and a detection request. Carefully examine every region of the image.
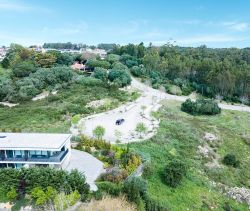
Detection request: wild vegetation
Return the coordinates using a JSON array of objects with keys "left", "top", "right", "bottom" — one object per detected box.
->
[
  {"left": 129, "top": 100, "right": 250, "bottom": 210},
  {"left": 0, "top": 81, "right": 136, "bottom": 132}
]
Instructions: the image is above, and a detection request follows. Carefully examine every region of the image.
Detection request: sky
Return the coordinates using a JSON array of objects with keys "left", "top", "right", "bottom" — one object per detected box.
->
[{"left": 0, "top": 0, "right": 250, "bottom": 48}]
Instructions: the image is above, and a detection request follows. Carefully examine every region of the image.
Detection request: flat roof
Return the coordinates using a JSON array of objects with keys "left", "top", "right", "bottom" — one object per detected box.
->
[{"left": 0, "top": 133, "right": 71, "bottom": 150}]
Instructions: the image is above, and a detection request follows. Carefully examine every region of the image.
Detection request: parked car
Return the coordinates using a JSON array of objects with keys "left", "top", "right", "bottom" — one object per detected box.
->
[{"left": 116, "top": 118, "right": 125, "bottom": 125}]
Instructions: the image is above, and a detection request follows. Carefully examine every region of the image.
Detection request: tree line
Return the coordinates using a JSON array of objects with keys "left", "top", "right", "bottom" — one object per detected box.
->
[{"left": 111, "top": 43, "right": 250, "bottom": 104}]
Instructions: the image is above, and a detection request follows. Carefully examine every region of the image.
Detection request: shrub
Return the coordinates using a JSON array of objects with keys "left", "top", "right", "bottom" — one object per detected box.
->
[
  {"left": 87, "top": 59, "right": 110, "bottom": 69},
  {"left": 75, "top": 76, "right": 104, "bottom": 86},
  {"left": 125, "top": 154, "right": 142, "bottom": 174},
  {"left": 166, "top": 85, "right": 182, "bottom": 96},
  {"left": 84, "top": 146, "right": 91, "bottom": 153},
  {"left": 123, "top": 176, "right": 147, "bottom": 203},
  {"left": 71, "top": 114, "right": 81, "bottom": 125},
  {"left": 181, "top": 98, "right": 221, "bottom": 115},
  {"left": 142, "top": 162, "right": 154, "bottom": 178},
  {"left": 222, "top": 154, "right": 240, "bottom": 168},
  {"left": 130, "top": 65, "right": 146, "bottom": 77},
  {"left": 93, "top": 125, "right": 105, "bottom": 139},
  {"left": 99, "top": 167, "right": 128, "bottom": 183},
  {"left": 163, "top": 159, "right": 187, "bottom": 188},
  {"left": 112, "top": 62, "right": 128, "bottom": 70},
  {"left": 120, "top": 149, "right": 142, "bottom": 171},
  {"left": 31, "top": 186, "right": 57, "bottom": 206},
  {"left": 66, "top": 190, "right": 81, "bottom": 206},
  {"left": 13, "top": 61, "right": 36, "bottom": 77},
  {"left": 135, "top": 122, "right": 147, "bottom": 138},
  {"left": 7, "top": 187, "right": 18, "bottom": 201},
  {"left": 106, "top": 54, "right": 120, "bottom": 64},
  {"left": 97, "top": 181, "right": 123, "bottom": 197},
  {"left": 108, "top": 69, "right": 131, "bottom": 87},
  {"left": 92, "top": 67, "right": 108, "bottom": 82},
  {"left": 143, "top": 193, "right": 169, "bottom": 211}
]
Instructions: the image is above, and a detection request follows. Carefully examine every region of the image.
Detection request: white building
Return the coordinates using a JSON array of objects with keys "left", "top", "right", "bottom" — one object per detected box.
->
[
  {"left": 0, "top": 133, "right": 71, "bottom": 169},
  {"left": 80, "top": 48, "right": 107, "bottom": 59}
]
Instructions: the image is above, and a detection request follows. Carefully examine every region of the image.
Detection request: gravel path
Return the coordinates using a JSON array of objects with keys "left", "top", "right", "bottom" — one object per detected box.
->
[{"left": 71, "top": 77, "right": 250, "bottom": 143}]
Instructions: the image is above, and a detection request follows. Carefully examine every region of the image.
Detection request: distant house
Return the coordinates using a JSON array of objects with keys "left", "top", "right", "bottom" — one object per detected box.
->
[
  {"left": 71, "top": 61, "right": 94, "bottom": 72},
  {"left": 71, "top": 61, "right": 85, "bottom": 70},
  {"left": 0, "top": 133, "right": 71, "bottom": 169},
  {"left": 29, "top": 45, "right": 46, "bottom": 53},
  {"left": 80, "top": 48, "right": 107, "bottom": 59}
]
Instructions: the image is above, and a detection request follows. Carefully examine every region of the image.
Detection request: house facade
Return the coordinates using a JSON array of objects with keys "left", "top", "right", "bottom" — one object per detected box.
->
[{"left": 0, "top": 133, "right": 71, "bottom": 169}]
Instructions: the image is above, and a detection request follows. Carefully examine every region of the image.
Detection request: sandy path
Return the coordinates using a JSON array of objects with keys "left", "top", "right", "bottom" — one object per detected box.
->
[{"left": 71, "top": 77, "right": 250, "bottom": 143}]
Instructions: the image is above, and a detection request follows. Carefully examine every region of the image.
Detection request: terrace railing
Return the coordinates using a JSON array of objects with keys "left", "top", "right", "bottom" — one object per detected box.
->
[{"left": 0, "top": 149, "right": 69, "bottom": 163}]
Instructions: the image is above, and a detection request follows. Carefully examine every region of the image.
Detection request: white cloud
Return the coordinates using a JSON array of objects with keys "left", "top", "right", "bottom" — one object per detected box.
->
[
  {"left": 0, "top": 2, "right": 31, "bottom": 11},
  {"left": 222, "top": 21, "right": 249, "bottom": 31},
  {"left": 0, "top": 1, "right": 51, "bottom": 13}
]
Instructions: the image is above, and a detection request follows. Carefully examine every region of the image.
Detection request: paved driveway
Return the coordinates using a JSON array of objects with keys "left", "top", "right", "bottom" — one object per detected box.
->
[{"left": 66, "top": 149, "right": 104, "bottom": 191}]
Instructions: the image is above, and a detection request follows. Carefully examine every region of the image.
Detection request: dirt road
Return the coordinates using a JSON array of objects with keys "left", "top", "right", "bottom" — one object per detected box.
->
[{"left": 71, "top": 78, "right": 250, "bottom": 143}]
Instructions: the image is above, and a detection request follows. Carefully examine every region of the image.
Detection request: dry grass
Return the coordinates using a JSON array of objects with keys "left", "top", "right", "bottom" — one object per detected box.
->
[{"left": 79, "top": 196, "right": 136, "bottom": 211}]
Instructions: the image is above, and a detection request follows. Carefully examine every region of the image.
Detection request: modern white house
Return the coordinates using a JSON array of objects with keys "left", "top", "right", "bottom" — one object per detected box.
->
[{"left": 0, "top": 133, "right": 71, "bottom": 169}]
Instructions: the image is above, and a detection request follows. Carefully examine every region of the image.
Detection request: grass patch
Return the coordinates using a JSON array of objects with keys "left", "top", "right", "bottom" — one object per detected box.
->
[{"left": 130, "top": 100, "right": 250, "bottom": 209}]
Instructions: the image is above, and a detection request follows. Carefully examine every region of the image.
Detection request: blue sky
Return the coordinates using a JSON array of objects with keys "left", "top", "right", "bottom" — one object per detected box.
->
[{"left": 0, "top": 0, "right": 250, "bottom": 48}]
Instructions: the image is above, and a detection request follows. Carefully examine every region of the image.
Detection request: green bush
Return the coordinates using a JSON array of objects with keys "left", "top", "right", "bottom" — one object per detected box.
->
[
  {"left": 142, "top": 162, "right": 154, "bottom": 178},
  {"left": 130, "top": 65, "right": 146, "bottom": 77},
  {"left": 181, "top": 98, "right": 221, "bottom": 115},
  {"left": 75, "top": 76, "right": 104, "bottom": 86},
  {"left": 123, "top": 176, "right": 147, "bottom": 203},
  {"left": 86, "top": 59, "right": 110, "bottom": 69},
  {"left": 222, "top": 154, "right": 240, "bottom": 168},
  {"left": 84, "top": 146, "right": 91, "bottom": 153},
  {"left": 31, "top": 186, "right": 57, "bottom": 206},
  {"left": 163, "top": 159, "right": 187, "bottom": 188},
  {"left": 92, "top": 67, "right": 108, "bottom": 82},
  {"left": 71, "top": 114, "right": 81, "bottom": 125},
  {"left": 66, "top": 190, "right": 81, "bottom": 206},
  {"left": 98, "top": 168, "right": 128, "bottom": 183},
  {"left": 93, "top": 125, "right": 105, "bottom": 140},
  {"left": 97, "top": 181, "right": 123, "bottom": 197},
  {"left": 143, "top": 193, "right": 169, "bottom": 211},
  {"left": 166, "top": 85, "right": 182, "bottom": 95},
  {"left": 108, "top": 69, "right": 131, "bottom": 87},
  {"left": 13, "top": 61, "right": 36, "bottom": 77},
  {"left": 7, "top": 187, "right": 18, "bottom": 201}
]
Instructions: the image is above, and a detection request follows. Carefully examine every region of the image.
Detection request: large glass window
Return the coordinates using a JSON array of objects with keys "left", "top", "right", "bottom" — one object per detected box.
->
[
  {"left": 14, "top": 150, "right": 24, "bottom": 158},
  {"left": 6, "top": 150, "right": 14, "bottom": 158}
]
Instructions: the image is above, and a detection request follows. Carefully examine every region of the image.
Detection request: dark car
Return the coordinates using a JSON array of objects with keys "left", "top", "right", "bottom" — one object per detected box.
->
[{"left": 116, "top": 118, "right": 125, "bottom": 125}]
